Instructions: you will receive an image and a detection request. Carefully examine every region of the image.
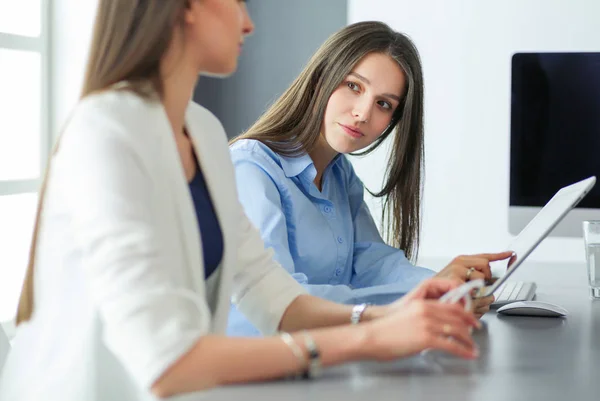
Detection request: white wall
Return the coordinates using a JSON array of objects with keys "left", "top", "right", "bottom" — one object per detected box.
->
[
  {"left": 48, "top": 0, "right": 597, "bottom": 267},
  {"left": 51, "top": 0, "right": 98, "bottom": 139},
  {"left": 349, "top": 0, "right": 600, "bottom": 268}
]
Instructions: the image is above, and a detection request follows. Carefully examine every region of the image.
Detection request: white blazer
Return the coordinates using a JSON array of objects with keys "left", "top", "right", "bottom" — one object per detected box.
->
[{"left": 0, "top": 89, "right": 306, "bottom": 400}]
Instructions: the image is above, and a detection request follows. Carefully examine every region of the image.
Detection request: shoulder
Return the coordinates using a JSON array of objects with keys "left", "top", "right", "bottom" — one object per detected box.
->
[
  {"left": 77, "top": 89, "right": 161, "bottom": 125},
  {"left": 334, "top": 155, "right": 367, "bottom": 211},
  {"left": 54, "top": 90, "right": 169, "bottom": 180},
  {"left": 229, "top": 139, "right": 285, "bottom": 172},
  {"left": 336, "top": 155, "right": 364, "bottom": 189},
  {"left": 64, "top": 89, "right": 165, "bottom": 146}
]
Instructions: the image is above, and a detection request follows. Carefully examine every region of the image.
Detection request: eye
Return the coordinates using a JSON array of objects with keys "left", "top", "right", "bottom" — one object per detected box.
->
[
  {"left": 346, "top": 81, "right": 360, "bottom": 92},
  {"left": 378, "top": 100, "right": 393, "bottom": 110}
]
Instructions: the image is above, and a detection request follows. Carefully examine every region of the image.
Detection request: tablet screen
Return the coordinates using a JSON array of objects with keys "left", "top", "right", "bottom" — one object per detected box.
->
[{"left": 481, "top": 176, "right": 596, "bottom": 296}]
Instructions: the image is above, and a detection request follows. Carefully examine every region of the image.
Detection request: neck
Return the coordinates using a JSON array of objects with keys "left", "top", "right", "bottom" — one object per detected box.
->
[
  {"left": 160, "top": 56, "right": 198, "bottom": 138},
  {"left": 309, "top": 135, "right": 338, "bottom": 190}
]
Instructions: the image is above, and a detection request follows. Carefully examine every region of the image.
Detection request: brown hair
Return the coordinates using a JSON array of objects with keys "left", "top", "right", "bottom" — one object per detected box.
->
[
  {"left": 231, "top": 21, "right": 425, "bottom": 261},
  {"left": 16, "top": 0, "right": 187, "bottom": 324}
]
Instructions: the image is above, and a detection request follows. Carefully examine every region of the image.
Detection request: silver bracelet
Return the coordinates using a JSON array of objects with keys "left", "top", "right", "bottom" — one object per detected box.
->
[
  {"left": 279, "top": 332, "right": 306, "bottom": 379},
  {"left": 301, "top": 331, "right": 321, "bottom": 379},
  {"left": 351, "top": 303, "right": 368, "bottom": 325}
]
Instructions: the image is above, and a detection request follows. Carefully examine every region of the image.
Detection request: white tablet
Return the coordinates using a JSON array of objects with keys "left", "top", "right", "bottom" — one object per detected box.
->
[{"left": 479, "top": 176, "right": 596, "bottom": 297}]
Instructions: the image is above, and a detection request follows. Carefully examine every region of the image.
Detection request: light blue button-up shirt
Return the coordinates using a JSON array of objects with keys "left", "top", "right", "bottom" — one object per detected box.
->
[{"left": 227, "top": 139, "right": 435, "bottom": 336}]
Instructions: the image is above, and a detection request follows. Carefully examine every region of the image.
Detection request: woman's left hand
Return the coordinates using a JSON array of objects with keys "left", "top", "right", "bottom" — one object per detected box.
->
[
  {"left": 403, "top": 278, "right": 493, "bottom": 319},
  {"left": 364, "top": 278, "right": 468, "bottom": 321},
  {"left": 365, "top": 278, "right": 493, "bottom": 321},
  {"left": 472, "top": 294, "right": 494, "bottom": 319}
]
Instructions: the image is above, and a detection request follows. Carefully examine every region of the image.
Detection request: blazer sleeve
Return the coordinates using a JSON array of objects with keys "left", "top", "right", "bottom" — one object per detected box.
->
[
  {"left": 57, "top": 101, "right": 210, "bottom": 389},
  {"left": 230, "top": 203, "right": 308, "bottom": 335}
]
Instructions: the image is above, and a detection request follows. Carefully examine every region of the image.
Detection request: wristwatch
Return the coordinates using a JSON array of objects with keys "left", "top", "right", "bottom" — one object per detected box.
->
[
  {"left": 351, "top": 303, "right": 368, "bottom": 325},
  {"left": 301, "top": 331, "right": 321, "bottom": 379}
]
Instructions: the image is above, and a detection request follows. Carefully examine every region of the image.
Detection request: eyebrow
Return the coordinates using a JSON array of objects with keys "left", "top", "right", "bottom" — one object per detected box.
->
[{"left": 348, "top": 72, "right": 402, "bottom": 102}]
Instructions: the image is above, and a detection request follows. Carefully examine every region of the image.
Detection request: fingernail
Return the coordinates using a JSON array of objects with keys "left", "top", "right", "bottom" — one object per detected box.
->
[{"left": 473, "top": 347, "right": 480, "bottom": 358}]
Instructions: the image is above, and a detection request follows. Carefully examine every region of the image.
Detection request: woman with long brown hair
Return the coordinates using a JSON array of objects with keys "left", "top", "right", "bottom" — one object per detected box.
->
[
  {"left": 1, "top": 3, "right": 489, "bottom": 400},
  {"left": 227, "top": 21, "right": 510, "bottom": 337}
]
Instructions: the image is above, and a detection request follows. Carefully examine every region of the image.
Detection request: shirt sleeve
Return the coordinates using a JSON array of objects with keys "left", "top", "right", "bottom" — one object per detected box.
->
[
  {"left": 347, "top": 167, "right": 435, "bottom": 290},
  {"left": 231, "top": 150, "right": 431, "bottom": 306}
]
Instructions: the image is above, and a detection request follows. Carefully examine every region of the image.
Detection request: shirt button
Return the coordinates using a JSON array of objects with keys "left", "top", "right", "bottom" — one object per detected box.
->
[
  {"left": 324, "top": 206, "right": 332, "bottom": 214},
  {"left": 335, "top": 268, "right": 342, "bottom": 276},
  {"left": 337, "top": 237, "right": 343, "bottom": 244}
]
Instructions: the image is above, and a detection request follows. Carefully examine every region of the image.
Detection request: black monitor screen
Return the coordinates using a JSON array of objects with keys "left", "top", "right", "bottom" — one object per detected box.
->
[{"left": 510, "top": 52, "right": 600, "bottom": 208}]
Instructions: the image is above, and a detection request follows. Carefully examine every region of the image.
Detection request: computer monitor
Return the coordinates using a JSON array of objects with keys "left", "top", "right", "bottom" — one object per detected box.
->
[{"left": 510, "top": 52, "right": 600, "bottom": 237}]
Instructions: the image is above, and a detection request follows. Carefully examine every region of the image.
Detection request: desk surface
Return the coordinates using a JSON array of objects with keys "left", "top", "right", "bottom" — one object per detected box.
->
[{"left": 174, "top": 262, "right": 600, "bottom": 401}]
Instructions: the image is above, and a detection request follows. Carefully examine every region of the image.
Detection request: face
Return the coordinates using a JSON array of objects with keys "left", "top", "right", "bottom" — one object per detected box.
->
[
  {"left": 183, "top": 0, "right": 254, "bottom": 76},
  {"left": 321, "top": 52, "right": 406, "bottom": 154}
]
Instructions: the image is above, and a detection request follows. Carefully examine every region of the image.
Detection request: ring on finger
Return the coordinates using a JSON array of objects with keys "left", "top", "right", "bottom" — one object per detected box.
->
[{"left": 465, "top": 267, "right": 475, "bottom": 281}]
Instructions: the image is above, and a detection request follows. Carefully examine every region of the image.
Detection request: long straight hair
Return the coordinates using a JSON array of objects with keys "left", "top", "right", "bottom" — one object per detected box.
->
[
  {"left": 16, "top": 0, "right": 187, "bottom": 324},
  {"left": 232, "top": 21, "right": 425, "bottom": 261}
]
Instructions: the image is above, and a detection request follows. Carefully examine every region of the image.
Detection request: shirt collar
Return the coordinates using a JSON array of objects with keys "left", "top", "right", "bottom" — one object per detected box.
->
[
  {"left": 278, "top": 152, "right": 344, "bottom": 179},
  {"left": 278, "top": 153, "right": 314, "bottom": 178}
]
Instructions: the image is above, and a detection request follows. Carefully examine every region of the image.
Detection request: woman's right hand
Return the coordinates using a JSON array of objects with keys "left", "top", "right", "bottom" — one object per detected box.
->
[
  {"left": 434, "top": 251, "right": 515, "bottom": 283},
  {"left": 360, "top": 279, "right": 481, "bottom": 361}
]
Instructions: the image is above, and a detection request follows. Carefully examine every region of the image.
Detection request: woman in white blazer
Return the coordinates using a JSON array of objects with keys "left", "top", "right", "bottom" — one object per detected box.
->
[{"left": 0, "top": 1, "right": 483, "bottom": 400}]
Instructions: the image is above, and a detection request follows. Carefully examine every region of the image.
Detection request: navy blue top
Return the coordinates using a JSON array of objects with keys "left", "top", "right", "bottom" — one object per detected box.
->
[{"left": 189, "top": 163, "right": 223, "bottom": 279}]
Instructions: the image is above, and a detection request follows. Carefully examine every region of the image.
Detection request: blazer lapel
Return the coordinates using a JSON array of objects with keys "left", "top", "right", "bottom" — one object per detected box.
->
[
  {"left": 156, "top": 104, "right": 206, "bottom": 296},
  {"left": 185, "top": 105, "right": 237, "bottom": 332}
]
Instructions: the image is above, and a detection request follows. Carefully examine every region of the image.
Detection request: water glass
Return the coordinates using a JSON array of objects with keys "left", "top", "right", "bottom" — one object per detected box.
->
[{"left": 583, "top": 220, "right": 600, "bottom": 299}]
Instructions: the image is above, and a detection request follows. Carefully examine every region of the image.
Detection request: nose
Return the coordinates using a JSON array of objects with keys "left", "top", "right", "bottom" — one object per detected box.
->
[
  {"left": 352, "top": 98, "right": 372, "bottom": 123},
  {"left": 241, "top": 4, "right": 255, "bottom": 36}
]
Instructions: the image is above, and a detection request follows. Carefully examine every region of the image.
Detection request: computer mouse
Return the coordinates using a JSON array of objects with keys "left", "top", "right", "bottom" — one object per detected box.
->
[{"left": 496, "top": 301, "right": 568, "bottom": 317}]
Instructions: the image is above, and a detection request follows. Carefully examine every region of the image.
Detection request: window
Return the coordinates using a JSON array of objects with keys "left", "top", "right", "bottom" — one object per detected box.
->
[{"left": 0, "top": 0, "right": 50, "bottom": 333}]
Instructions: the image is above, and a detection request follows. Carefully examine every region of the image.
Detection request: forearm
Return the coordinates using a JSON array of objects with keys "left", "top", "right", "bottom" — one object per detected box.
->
[
  {"left": 278, "top": 294, "right": 386, "bottom": 333},
  {"left": 152, "top": 325, "right": 368, "bottom": 398},
  {"left": 352, "top": 251, "right": 435, "bottom": 288}
]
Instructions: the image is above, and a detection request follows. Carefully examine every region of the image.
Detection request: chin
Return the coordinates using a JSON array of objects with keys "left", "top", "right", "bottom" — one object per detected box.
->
[
  {"left": 202, "top": 66, "right": 236, "bottom": 78},
  {"left": 200, "top": 57, "right": 238, "bottom": 78},
  {"left": 330, "top": 139, "right": 362, "bottom": 155}
]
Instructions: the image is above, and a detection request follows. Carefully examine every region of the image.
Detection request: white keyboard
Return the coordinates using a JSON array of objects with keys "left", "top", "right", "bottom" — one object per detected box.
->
[{"left": 490, "top": 281, "right": 537, "bottom": 308}]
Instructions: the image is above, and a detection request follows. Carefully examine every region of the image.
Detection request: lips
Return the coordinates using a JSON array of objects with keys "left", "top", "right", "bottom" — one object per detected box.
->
[{"left": 339, "top": 123, "right": 364, "bottom": 138}]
